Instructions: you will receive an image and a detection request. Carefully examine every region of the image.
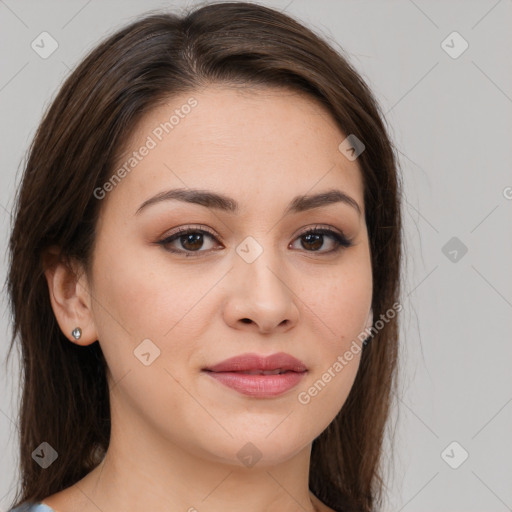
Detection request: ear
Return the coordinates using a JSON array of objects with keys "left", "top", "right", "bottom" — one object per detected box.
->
[{"left": 42, "top": 246, "right": 98, "bottom": 346}]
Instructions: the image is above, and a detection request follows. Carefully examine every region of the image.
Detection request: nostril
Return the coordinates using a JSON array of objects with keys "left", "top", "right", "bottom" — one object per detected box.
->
[{"left": 241, "top": 318, "right": 252, "bottom": 324}]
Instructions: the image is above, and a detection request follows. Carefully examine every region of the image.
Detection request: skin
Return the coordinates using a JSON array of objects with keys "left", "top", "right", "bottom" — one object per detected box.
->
[{"left": 43, "top": 85, "right": 373, "bottom": 512}]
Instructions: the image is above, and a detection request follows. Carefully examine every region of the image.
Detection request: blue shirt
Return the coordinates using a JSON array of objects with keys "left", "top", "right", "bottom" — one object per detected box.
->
[{"left": 8, "top": 503, "right": 55, "bottom": 512}]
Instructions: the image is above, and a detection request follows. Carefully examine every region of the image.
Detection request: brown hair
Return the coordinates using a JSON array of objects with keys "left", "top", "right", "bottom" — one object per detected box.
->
[{"left": 6, "top": 2, "right": 402, "bottom": 511}]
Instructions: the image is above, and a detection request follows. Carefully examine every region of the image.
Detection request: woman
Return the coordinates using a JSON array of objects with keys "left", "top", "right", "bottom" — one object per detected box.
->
[{"left": 6, "top": 2, "right": 402, "bottom": 511}]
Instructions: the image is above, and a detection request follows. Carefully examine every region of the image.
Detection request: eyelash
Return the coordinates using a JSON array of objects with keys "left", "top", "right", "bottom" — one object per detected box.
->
[{"left": 156, "top": 224, "right": 353, "bottom": 258}]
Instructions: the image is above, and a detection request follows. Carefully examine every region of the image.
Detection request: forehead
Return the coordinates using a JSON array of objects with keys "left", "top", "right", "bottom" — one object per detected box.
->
[{"left": 103, "top": 85, "right": 365, "bottom": 218}]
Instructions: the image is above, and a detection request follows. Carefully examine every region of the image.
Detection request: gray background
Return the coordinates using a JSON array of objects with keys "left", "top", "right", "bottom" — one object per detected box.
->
[{"left": 1, "top": 1, "right": 511, "bottom": 511}]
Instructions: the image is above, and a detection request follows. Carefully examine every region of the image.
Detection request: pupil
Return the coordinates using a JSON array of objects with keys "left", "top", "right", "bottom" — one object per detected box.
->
[
  {"left": 183, "top": 233, "right": 203, "bottom": 250},
  {"left": 303, "top": 233, "right": 322, "bottom": 251}
]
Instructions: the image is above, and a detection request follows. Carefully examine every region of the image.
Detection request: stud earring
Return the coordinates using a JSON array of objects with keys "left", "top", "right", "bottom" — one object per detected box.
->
[{"left": 71, "top": 327, "right": 82, "bottom": 340}]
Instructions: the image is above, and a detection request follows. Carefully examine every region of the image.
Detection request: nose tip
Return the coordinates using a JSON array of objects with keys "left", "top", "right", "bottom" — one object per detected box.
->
[{"left": 222, "top": 242, "right": 300, "bottom": 334}]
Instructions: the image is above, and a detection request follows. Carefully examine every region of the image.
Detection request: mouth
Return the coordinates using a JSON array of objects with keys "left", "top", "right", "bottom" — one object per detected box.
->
[
  {"left": 202, "top": 352, "right": 308, "bottom": 397},
  {"left": 218, "top": 368, "right": 292, "bottom": 375}
]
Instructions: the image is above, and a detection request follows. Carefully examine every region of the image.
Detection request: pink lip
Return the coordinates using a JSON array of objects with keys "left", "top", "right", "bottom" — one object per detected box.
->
[{"left": 202, "top": 352, "right": 308, "bottom": 398}]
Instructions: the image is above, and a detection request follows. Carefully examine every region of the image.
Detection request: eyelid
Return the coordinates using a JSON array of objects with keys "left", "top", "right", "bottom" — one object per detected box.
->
[
  {"left": 156, "top": 223, "right": 353, "bottom": 256},
  {"left": 161, "top": 224, "right": 217, "bottom": 239},
  {"left": 295, "top": 223, "right": 348, "bottom": 239},
  {"left": 291, "top": 225, "right": 353, "bottom": 251},
  {"left": 156, "top": 224, "right": 221, "bottom": 255}
]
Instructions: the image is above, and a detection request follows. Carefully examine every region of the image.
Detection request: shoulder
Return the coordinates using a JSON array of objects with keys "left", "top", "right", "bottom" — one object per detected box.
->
[{"left": 8, "top": 503, "right": 56, "bottom": 512}]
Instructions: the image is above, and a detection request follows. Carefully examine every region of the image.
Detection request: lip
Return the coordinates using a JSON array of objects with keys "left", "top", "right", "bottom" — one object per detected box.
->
[
  {"left": 202, "top": 352, "right": 308, "bottom": 398},
  {"left": 204, "top": 352, "right": 308, "bottom": 373}
]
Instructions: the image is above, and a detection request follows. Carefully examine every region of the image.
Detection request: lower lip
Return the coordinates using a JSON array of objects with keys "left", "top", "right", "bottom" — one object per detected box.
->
[{"left": 203, "top": 370, "right": 307, "bottom": 397}]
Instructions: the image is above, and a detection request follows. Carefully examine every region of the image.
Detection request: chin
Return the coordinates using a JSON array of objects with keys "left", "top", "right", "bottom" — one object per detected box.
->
[{"left": 197, "top": 431, "right": 311, "bottom": 469}]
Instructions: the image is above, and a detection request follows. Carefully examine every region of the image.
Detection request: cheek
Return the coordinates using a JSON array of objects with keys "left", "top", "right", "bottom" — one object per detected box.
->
[
  {"left": 301, "top": 262, "right": 372, "bottom": 344},
  {"left": 88, "top": 243, "right": 204, "bottom": 433},
  {"left": 89, "top": 237, "right": 219, "bottom": 384},
  {"left": 292, "top": 262, "right": 370, "bottom": 424},
  {"left": 295, "top": 350, "right": 361, "bottom": 439},
  {"left": 90, "top": 238, "right": 187, "bottom": 339}
]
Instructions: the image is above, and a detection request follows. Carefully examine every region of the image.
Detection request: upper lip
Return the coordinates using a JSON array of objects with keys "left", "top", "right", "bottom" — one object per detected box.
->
[{"left": 203, "top": 352, "right": 308, "bottom": 373}]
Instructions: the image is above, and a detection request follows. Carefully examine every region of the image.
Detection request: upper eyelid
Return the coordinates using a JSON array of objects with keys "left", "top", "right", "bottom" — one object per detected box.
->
[{"left": 160, "top": 224, "right": 347, "bottom": 241}]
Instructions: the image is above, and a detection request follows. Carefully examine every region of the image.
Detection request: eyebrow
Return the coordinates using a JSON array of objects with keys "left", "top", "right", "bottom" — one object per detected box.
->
[{"left": 135, "top": 187, "right": 362, "bottom": 217}]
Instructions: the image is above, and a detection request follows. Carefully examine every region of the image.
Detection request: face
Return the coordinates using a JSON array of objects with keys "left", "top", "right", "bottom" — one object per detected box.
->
[{"left": 86, "top": 85, "right": 372, "bottom": 467}]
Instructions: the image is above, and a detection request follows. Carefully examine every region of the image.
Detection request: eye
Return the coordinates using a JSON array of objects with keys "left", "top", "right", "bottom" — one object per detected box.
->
[
  {"left": 290, "top": 225, "right": 353, "bottom": 254},
  {"left": 156, "top": 225, "right": 220, "bottom": 257},
  {"left": 156, "top": 224, "right": 353, "bottom": 257}
]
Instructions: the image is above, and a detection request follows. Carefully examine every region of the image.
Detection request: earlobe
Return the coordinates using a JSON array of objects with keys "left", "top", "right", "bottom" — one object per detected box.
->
[{"left": 42, "top": 248, "right": 98, "bottom": 346}]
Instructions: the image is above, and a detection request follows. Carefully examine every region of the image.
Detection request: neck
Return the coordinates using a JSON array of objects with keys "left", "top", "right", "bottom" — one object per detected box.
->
[{"left": 72, "top": 404, "right": 319, "bottom": 512}]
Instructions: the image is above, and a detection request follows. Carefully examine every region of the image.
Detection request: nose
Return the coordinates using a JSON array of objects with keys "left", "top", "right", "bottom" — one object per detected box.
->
[{"left": 222, "top": 244, "right": 299, "bottom": 334}]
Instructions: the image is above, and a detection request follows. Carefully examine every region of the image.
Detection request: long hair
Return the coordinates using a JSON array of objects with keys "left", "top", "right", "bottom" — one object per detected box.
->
[{"left": 6, "top": 3, "right": 402, "bottom": 511}]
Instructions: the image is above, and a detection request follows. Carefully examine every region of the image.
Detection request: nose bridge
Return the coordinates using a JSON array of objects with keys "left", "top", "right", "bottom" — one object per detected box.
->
[
  {"left": 234, "top": 234, "right": 288, "bottom": 301},
  {"left": 223, "top": 232, "right": 299, "bottom": 333}
]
